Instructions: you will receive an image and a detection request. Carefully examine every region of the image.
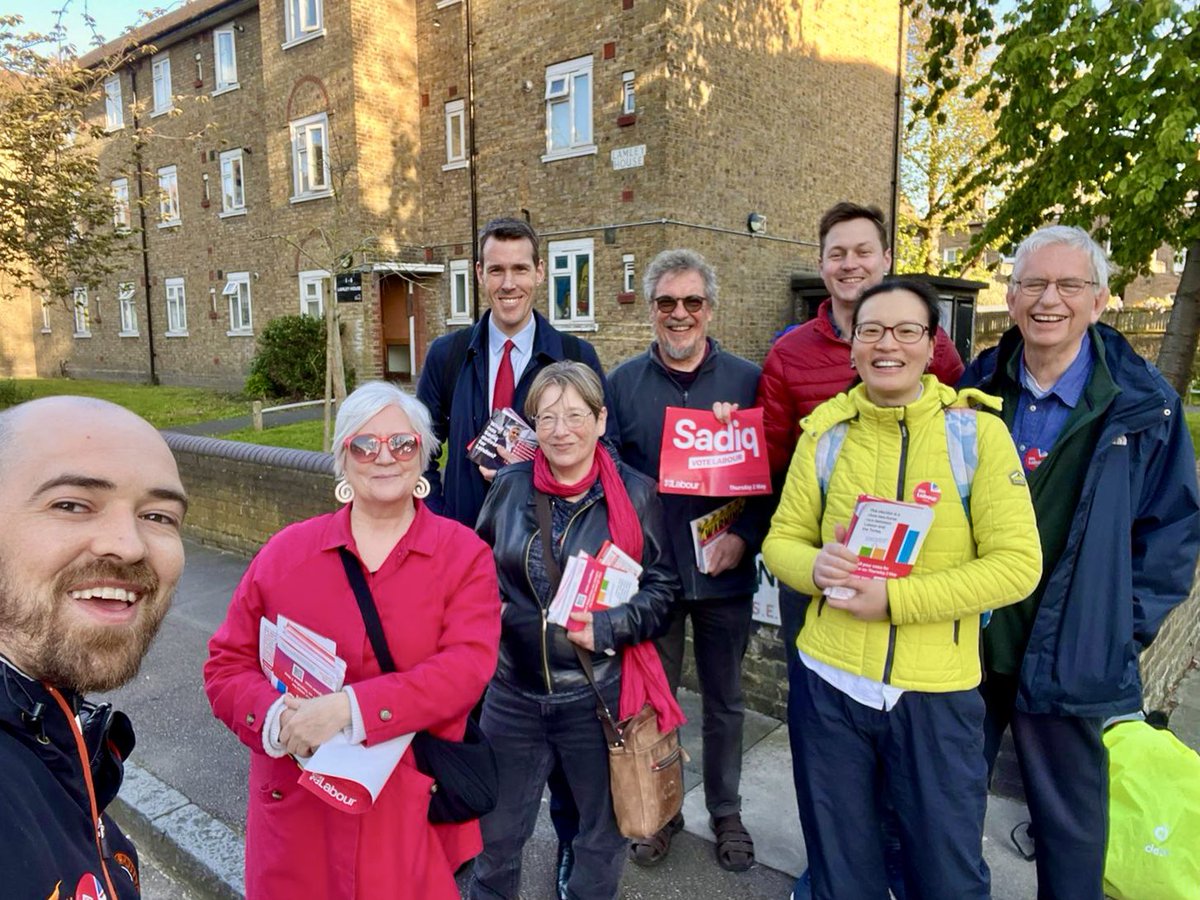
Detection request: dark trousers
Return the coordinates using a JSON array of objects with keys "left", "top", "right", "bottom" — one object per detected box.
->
[
  {"left": 981, "top": 673, "right": 1108, "bottom": 900},
  {"left": 789, "top": 662, "right": 990, "bottom": 900},
  {"left": 656, "top": 595, "right": 752, "bottom": 818},
  {"left": 470, "top": 679, "right": 627, "bottom": 900},
  {"left": 778, "top": 584, "right": 809, "bottom": 674}
]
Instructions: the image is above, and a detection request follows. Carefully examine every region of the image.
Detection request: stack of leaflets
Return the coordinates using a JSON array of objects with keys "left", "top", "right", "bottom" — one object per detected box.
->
[
  {"left": 688, "top": 498, "right": 746, "bottom": 574},
  {"left": 824, "top": 494, "right": 935, "bottom": 601},
  {"left": 258, "top": 616, "right": 413, "bottom": 814},
  {"left": 467, "top": 407, "right": 538, "bottom": 468},
  {"left": 548, "top": 540, "right": 641, "bottom": 632}
]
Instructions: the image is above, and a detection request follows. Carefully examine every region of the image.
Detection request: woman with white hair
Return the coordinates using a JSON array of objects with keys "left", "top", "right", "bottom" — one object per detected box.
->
[{"left": 205, "top": 381, "right": 501, "bottom": 899}]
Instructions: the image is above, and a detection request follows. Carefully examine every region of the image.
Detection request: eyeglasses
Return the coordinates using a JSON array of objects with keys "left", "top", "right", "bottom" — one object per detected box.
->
[
  {"left": 654, "top": 295, "right": 706, "bottom": 314},
  {"left": 852, "top": 322, "right": 930, "bottom": 344},
  {"left": 533, "top": 411, "right": 594, "bottom": 432},
  {"left": 1013, "top": 278, "right": 1098, "bottom": 298},
  {"left": 344, "top": 432, "right": 421, "bottom": 461}
]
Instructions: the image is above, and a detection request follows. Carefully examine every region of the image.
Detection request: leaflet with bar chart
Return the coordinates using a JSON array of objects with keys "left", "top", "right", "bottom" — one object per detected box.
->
[{"left": 824, "top": 494, "right": 935, "bottom": 601}]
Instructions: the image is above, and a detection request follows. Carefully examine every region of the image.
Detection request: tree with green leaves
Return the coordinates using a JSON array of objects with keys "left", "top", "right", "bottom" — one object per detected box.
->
[{"left": 909, "top": 0, "right": 1200, "bottom": 393}]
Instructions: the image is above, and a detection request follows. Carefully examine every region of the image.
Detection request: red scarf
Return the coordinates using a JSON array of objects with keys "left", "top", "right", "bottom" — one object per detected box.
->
[{"left": 533, "top": 447, "right": 685, "bottom": 731}]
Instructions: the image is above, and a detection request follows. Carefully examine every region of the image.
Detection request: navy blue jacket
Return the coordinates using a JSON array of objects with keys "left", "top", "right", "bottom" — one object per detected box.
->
[
  {"left": 961, "top": 324, "right": 1200, "bottom": 717},
  {"left": 608, "top": 340, "right": 771, "bottom": 601},
  {"left": 416, "top": 310, "right": 614, "bottom": 528}
]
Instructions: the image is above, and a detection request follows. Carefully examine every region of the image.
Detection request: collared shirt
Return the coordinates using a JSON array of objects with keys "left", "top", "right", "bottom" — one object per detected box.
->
[
  {"left": 487, "top": 313, "right": 536, "bottom": 410},
  {"left": 1011, "top": 337, "right": 1094, "bottom": 473}
]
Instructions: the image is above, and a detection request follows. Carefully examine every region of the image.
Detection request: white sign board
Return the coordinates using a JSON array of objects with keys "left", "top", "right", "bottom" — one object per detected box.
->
[
  {"left": 611, "top": 145, "right": 646, "bottom": 170},
  {"left": 751, "top": 554, "right": 781, "bottom": 626}
]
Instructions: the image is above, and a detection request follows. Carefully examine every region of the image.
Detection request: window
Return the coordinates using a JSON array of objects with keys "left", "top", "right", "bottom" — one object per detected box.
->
[
  {"left": 621, "top": 71, "right": 635, "bottom": 115},
  {"left": 299, "top": 270, "right": 329, "bottom": 317},
  {"left": 548, "top": 239, "right": 594, "bottom": 327},
  {"left": 117, "top": 282, "right": 138, "bottom": 336},
  {"left": 285, "top": 0, "right": 324, "bottom": 46},
  {"left": 111, "top": 178, "right": 130, "bottom": 231},
  {"left": 942, "top": 247, "right": 962, "bottom": 265},
  {"left": 73, "top": 287, "right": 90, "bottom": 337},
  {"left": 157, "top": 166, "right": 180, "bottom": 226},
  {"left": 543, "top": 56, "right": 595, "bottom": 162},
  {"left": 444, "top": 99, "right": 467, "bottom": 170},
  {"left": 165, "top": 278, "right": 187, "bottom": 335},
  {"left": 213, "top": 27, "right": 239, "bottom": 93},
  {"left": 219, "top": 149, "right": 246, "bottom": 215},
  {"left": 223, "top": 272, "right": 253, "bottom": 334},
  {"left": 1174, "top": 248, "right": 1188, "bottom": 275},
  {"left": 41, "top": 299, "right": 52, "bottom": 333},
  {"left": 290, "top": 113, "right": 331, "bottom": 201},
  {"left": 151, "top": 54, "right": 172, "bottom": 115},
  {"left": 448, "top": 259, "right": 471, "bottom": 323},
  {"left": 622, "top": 254, "right": 635, "bottom": 293},
  {"left": 104, "top": 76, "right": 123, "bottom": 130}
]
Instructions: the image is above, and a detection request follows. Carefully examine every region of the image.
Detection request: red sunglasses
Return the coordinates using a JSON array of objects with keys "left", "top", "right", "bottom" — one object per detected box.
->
[{"left": 344, "top": 432, "right": 421, "bottom": 461}]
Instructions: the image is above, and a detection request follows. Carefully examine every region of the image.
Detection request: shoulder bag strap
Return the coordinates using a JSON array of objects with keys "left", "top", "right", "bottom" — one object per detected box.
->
[
  {"left": 534, "top": 492, "right": 624, "bottom": 748},
  {"left": 338, "top": 546, "right": 398, "bottom": 674}
]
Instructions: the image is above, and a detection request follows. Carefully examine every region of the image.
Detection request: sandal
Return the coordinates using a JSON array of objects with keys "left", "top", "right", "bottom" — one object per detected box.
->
[
  {"left": 711, "top": 813, "right": 755, "bottom": 872},
  {"left": 628, "top": 812, "right": 684, "bottom": 867}
]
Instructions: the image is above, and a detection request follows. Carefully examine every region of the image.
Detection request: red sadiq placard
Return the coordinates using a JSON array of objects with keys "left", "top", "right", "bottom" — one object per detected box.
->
[{"left": 658, "top": 407, "right": 771, "bottom": 496}]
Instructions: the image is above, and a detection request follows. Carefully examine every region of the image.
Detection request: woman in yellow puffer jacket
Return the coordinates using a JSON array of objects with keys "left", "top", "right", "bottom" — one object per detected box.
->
[{"left": 763, "top": 278, "right": 1041, "bottom": 900}]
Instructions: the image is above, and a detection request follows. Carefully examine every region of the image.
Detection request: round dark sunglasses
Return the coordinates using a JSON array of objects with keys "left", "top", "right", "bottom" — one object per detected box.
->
[{"left": 654, "top": 295, "right": 706, "bottom": 314}]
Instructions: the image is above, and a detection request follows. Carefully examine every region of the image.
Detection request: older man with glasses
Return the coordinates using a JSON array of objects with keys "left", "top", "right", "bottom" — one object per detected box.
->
[
  {"left": 961, "top": 224, "right": 1200, "bottom": 900},
  {"left": 607, "top": 249, "right": 771, "bottom": 873}
]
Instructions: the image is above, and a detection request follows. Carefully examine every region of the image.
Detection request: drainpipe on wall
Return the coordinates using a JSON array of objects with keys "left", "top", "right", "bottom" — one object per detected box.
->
[
  {"left": 129, "top": 64, "right": 159, "bottom": 385},
  {"left": 465, "top": 0, "right": 480, "bottom": 321}
]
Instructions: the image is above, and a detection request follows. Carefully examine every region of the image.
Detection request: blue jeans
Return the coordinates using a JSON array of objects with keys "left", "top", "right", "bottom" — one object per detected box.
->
[{"left": 469, "top": 678, "right": 627, "bottom": 900}]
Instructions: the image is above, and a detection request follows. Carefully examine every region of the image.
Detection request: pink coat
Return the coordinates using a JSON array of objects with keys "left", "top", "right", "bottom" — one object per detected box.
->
[{"left": 204, "top": 502, "right": 500, "bottom": 900}]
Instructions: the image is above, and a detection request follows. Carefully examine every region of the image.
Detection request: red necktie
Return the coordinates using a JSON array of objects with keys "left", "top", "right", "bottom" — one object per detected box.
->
[{"left": 492, "top": 339, "right": 515, "bottom": 411}]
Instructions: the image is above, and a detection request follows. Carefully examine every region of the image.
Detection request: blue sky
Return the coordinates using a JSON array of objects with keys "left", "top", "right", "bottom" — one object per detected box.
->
[{"left": 7, "top": 0, "right": 183, "bottom": 51}]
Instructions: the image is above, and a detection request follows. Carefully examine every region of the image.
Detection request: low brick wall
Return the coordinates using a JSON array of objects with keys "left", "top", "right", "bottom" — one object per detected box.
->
[
  {"left": 164, "top": 433, "right": 337, "bottom": 556},
  {"left": 166, "top": 436, "right": 1199, "bottom": 721}
]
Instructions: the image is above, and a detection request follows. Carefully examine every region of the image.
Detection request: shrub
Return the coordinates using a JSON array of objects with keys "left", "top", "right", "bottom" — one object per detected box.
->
[
  {"left": 0, "top": 379, "right": 34, "bottom": 409},
  {"left": 245, "top": 315, "right": 352, "bottom": 401}
]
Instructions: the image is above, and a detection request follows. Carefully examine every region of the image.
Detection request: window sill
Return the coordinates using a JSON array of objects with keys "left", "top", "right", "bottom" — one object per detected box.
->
[
  {"left": 435, "top": 0, "right": 461, "bottom": 7},
  {"left": 219, "top": 208, "right": 248, "bottom": 219},
  {"left": 282, "top": 29, "right": 326, "bottom": 51},
  {"left": 541, "top": 145, "right": 598, "bottom": 164},
  {"left": 446, "top": 316, "right": 474, "bottom": 326},
  {"left": 442, "top": 159, "right": 468, "bottom": 172},
  {"left": 119, "top": 331, "right": 140, "bottom": 338},
  {"left": 104, "top": 124, "right": 125, "bottom": 134},
  {"left": 227, "top": 329, "right": 254, "bottom": 337},
  {"left": 211, "top": 83, "right": 240, "bottom": 97},
  {"left": 158, "top": 220, "right": 182, "bottom": 230},
  {"left": 150, "top": 106, "right": 173, "bottom": 118},
  {"left": 73, "top": 332, "right": 92, "bottom": 339},
  {"left": 40, "top": 328, "right": 52, "bottom": 335},
  {"left": 616, "top": 113, "right": 637, "bottom": 127},
  {"left": 165, "top": 330, "right": 189, "bottom": 338},
  {"left": 550, "top": 320, "right": 598, "bottom": 332},
  {"left": 290, "top": 190, "right": 333, "bottom": 204}
]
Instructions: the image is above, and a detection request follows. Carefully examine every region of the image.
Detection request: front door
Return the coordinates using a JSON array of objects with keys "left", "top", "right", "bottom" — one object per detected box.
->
[{"left": 379, "top": 275, "right": 414, "bottom": 380}]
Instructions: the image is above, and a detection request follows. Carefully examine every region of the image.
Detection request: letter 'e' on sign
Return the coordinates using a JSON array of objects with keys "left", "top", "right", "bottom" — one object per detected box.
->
[{"left": 611, "top": 145, "right": 646, "bottom": 170}]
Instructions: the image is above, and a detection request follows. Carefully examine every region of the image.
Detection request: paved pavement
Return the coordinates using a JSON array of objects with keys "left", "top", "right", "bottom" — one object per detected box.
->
[
  {"left": 101, "top": 537, "right": 1200, "bottom": 899},
  {"left": 169, "top": 402, "right": 327, "bottom": 436}
]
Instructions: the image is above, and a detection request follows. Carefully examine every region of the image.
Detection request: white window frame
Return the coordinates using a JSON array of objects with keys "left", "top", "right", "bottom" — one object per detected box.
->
[
  {"left": 942, "top": 247, "right": 962, "bottom": 265},
  {"left": 284, "top": 0, "right": 325, "bottom": 48},
  {"left": 448, "top": 259, "right": 472, "bottom": 324},
  {"left": 547, "top": 238, "right": 595, "bottom": 329},
  {"left": 435, "top": 0, "right": 462, "bottom": 7},
  {"left": 213, "top": 27, "right": 239, "bottom": 94},
  {"left": 157, "top": 166, "right": 181, "bottom": 227},
  {"left": 219, "top": 148, "right": 246, "bottom": 216},
  {"left": 290, "top": 113, "right": 332, "bottom": 202},
  {"left": 117, "top": 282, "right": 138, "bottom": 336},
  {"left": 73, "top": 287, "right": 90, "bottom": 337},
  {"left": 41, "top": 299, "right": 52, "bottom": 333},
  {"left": 151, "top": 54, "right": 172, "bottom": 116},
  {"left": 543, "top": 56, "right": 595, "bottom": 162},
  {"left": 224, "top": 271, "right": 253, "bottom": 335},
  {"left": 1174, "top": 248, "right": 1188, "bottom": 275},
  {"left": 104, "top": 76, "right": 123, "bottom": 130},
  {"left": 621, "top": 71, "right": 635, "bottom": 115},
  {"left": 111, "top": 178, "right": 131, "bottom": 231},
  {"left": 299, "top": 269, "right": 329, "bottom": 317},
  {"left": 165, "top": 277, "right": 188, "bottom": 336},
  {"left": 443, "top": 99, "right": 467, "bottom": 171},
  {"left": 622, "top": 253, "right": 635, "bottom": 293}
]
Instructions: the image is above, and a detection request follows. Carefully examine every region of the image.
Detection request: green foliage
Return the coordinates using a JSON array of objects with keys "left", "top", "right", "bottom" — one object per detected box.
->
[
  {"left": 247, "top": 315, "right": 353, "bottom": 401},
  {"left": 0, "top": 379, "right": 35, "bottom": 409}
]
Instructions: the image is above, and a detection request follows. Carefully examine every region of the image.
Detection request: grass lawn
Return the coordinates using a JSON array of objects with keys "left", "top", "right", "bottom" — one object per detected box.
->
[
  {"left": 0, "top": 378, "right": 248, "bottom": 429},
  {"left": 221, "top": 419, "right": 327, "bottom": 452},
  {"left": 1188, "top": 411, "right": 1200, "bottom": 458}
]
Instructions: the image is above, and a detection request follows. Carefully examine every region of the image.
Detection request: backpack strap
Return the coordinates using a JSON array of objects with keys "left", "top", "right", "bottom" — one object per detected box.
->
[
  {"left": 942, "top": 407, "right": 978, "bottom": 521},
  {"left": 814, "top": 421, "right": 849, "bottom": 506}
]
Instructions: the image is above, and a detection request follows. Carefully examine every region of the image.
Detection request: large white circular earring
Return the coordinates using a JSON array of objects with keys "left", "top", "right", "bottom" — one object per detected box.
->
[
  {"left": 335, "top": 479, "right": 354, "bottom": 504},
  {"left": 413, "top": 476, "right": 431, "bottom": 500}
]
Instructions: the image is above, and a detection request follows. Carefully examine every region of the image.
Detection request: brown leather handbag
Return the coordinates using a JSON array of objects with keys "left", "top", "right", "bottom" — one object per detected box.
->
[{"left": 535, "top": 492, "right": 687, "bottom": 839}]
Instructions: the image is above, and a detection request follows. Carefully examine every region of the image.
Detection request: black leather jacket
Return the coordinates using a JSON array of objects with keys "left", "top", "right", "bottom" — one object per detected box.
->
[{"left": 475, "top": 459, "right": 679, "bottom": 695}]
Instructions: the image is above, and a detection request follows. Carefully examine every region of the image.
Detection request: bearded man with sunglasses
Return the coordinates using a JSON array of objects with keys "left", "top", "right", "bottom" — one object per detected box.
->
[
  {"left": 960, "top": 225, "right": 1199, "bottom": 900},
  {"left": 607, "top": 248, "right": 771, "bottom": 873},
  {"left": 0, "top": 396, "right": 188, "bottom": 899}
]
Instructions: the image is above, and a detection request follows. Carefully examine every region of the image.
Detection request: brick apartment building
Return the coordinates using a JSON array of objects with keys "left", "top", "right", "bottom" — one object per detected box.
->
[{"left": 19, "top": 0, "right": 904, "bottom": 389}]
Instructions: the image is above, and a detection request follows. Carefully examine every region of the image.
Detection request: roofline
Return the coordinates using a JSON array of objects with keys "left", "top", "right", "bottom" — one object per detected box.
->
[{"left": 79, "top": 0, "right": 258, "bottom": 68}]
